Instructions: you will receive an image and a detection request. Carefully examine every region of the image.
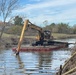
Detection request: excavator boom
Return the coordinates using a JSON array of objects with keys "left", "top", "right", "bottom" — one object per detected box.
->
[
  {"left": 16, "top": 20, "right": 51, "bottom": 55},
  {"left": 28, "top": 21, "right": 42, "bottom": 32}
]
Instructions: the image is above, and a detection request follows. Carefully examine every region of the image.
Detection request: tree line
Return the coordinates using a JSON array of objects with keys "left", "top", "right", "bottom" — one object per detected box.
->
[
  {"left": 0, "top": 0, "right": 76, "bottom": 40},
  {"left": 13, "top": 16, "right": 76, "bottom": 34},
  {"left": 44, "top": 23, "right": 76, "bottom": 34}
]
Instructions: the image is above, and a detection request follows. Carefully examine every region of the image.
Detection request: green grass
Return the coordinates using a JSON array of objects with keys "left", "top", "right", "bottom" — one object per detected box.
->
[
  {"left": 1, "top": 32, "right": 76, "bottom": 39},
  {"left": 52, "top": 33, "right": 76, "bottom": 39},
  {"left": 3, "top": 33, "right": 13, "bottom": 37},
  {"left": 2, "top": 32, "right": 36, "bottom": 39}
]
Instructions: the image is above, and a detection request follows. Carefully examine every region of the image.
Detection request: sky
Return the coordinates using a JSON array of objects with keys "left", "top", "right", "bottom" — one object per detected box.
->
[{"left": 1, "top": 0, "right": 76, "bottom": 26}]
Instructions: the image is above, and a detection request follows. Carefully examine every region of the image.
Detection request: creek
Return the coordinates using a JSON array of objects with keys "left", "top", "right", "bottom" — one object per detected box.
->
[{"left": 0, "top": 38, "right": 76, "bottom": 75}]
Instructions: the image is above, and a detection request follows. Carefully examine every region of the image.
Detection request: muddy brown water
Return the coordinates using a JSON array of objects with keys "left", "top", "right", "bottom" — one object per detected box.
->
[{"left": 0, "top": 38, "right": 76, "bottom": 75}]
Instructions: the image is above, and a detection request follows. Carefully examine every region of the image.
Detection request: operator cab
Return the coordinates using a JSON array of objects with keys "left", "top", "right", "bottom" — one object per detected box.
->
[
  {"left": 32, "top": 30, "right": 52, "bottom": 46},
  {"left": 43, "top": 30, "right": 51, "bottom": 40}
]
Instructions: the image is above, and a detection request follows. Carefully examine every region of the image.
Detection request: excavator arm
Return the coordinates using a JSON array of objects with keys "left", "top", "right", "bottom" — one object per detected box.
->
[
  {"left": 28, "top": 21, "right": 42, "bottom": 31},
  {"left": 16, "top": 20, "right": 44, "bottom": 55},
  {"left": 16, "top": 20, "right": 29, "bottom": 55},
  {"left": 28, "top": 21, "right": 44, "bottom": 41}
]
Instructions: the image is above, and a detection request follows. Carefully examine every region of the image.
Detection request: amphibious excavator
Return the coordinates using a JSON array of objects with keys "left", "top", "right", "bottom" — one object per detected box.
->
[
  {"left": 15, "top": 20, "right": 68, "bottom": 55},
  {"left": 28, "top": 21, "right": 53, "bottom": 46}
]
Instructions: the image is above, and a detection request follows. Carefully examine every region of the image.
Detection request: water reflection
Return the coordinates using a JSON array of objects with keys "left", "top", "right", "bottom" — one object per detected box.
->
[
  {"left": 16, "top": 55, "right": 24, "bottom": 69},
  {"left": 0, "top": 38, "right": 75, "bottom": 75},
  {"left": 38, "top": 52, "right": 52, "bottom": 73},
  {"left": 0, "top": 50, "right": 71, "bottom": 75},
  {"left": 16, "top": 51, "right": 54, "bottom": 75}
]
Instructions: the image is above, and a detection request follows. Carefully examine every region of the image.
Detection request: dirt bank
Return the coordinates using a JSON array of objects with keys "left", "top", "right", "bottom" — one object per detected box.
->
[
  {"left": 0, "top": 37, "right": 37, "bottom": 49},
  {"left": 56, "top": 44, "right": 76, "bottom": 75}
]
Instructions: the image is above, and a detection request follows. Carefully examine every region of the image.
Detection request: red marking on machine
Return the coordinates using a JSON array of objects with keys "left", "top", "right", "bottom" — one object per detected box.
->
[{"left": 12, "top": 44, "right": 66, "bottom": 52}]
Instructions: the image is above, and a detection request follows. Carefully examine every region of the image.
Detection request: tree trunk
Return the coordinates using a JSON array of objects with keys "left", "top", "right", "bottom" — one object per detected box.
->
[{"left": 0, "top": 25, "right": 5, "bottom": 39}]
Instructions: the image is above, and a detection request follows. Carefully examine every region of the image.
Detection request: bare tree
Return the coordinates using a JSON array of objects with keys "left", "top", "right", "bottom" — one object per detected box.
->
[
  {"left": 0, "top": 0, "right": 18, "bottom": 39},
  {"left": 43, "top": 20, "right": 48, "bottom": 27},
  {"left": 43, "top": 20, "right": 48, "bottom": 30}
]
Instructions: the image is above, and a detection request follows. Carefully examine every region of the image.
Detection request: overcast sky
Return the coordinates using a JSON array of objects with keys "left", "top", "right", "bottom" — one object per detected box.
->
[{"left": 1, "top": 0, "right": 76, "bottom": 26}]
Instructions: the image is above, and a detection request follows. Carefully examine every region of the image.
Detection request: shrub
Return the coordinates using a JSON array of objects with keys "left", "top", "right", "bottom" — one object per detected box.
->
[{"left": 6, "top": 26, "right": 22, "bottom": 35}]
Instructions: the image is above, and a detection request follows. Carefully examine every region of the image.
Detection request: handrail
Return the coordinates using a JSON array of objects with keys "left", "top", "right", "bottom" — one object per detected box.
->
[
  {"left": 62, "top": 67, "right": 76, "bottom": 75},
  {"left": 62, "top": 50, "right": 76, "bottom": 69}
]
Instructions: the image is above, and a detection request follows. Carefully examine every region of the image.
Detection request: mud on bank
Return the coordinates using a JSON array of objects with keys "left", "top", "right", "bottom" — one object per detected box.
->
[
  {"left": 56, "top": 44, "right": 76, "bottom": 75},
  {"left": 0, "top": 37, "right": 37, "bottom": 49}
]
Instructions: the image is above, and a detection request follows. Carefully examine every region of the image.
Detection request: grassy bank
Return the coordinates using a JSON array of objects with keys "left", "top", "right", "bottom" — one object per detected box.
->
[
  {"left": 52, "top": 33, "right": 76, "bottom": 39},
  {"left": 1, "top": 32, "right": 76, "bottom": 39},
  {"left": 1, "top": 32, "right": 76, "bottom": 47},
  {"left": 0, "top": 32, "right": 76, "bottom": 49}
]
